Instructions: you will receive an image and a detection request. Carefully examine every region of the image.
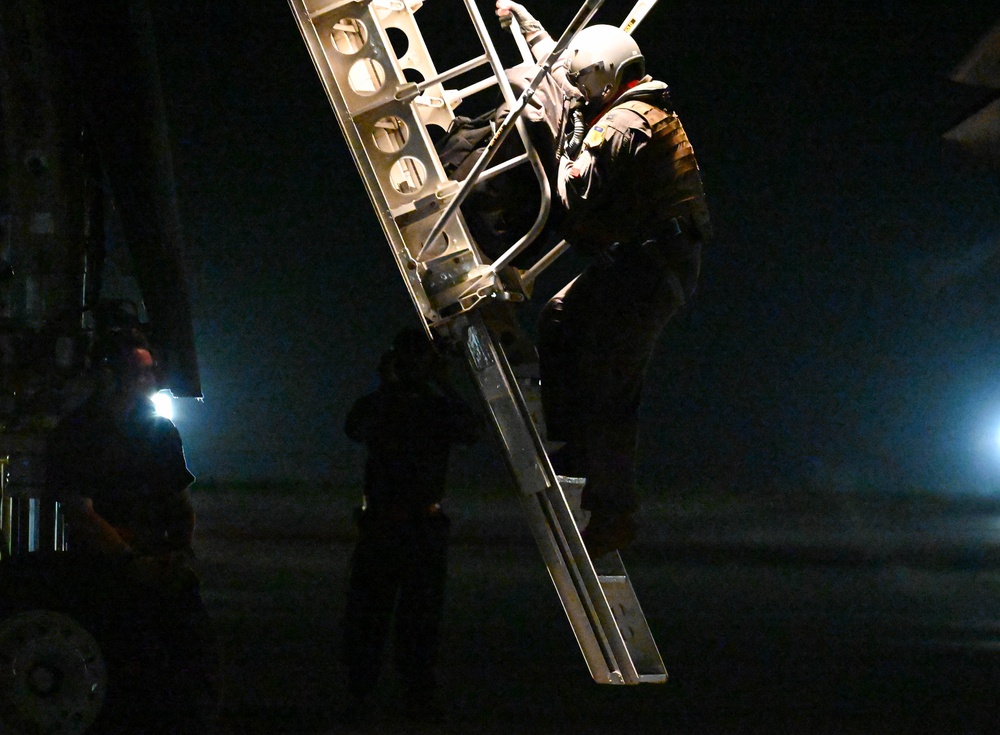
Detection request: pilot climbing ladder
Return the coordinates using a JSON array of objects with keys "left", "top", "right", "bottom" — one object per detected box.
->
[{"left": 287, "top": 0, "right": 666, "bottom": 684}]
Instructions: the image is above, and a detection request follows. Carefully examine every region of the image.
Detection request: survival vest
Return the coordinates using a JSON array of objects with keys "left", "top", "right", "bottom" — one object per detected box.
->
[{"left": 564, "top": 98, "right": 712, "bottom": 251}]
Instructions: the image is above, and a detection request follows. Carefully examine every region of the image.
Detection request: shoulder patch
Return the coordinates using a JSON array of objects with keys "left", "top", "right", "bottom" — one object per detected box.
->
[{"left": 583, "top": 125, "right": 605, "bottom": 149}]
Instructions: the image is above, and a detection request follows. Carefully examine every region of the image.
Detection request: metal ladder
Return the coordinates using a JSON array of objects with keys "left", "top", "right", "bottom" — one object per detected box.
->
[{"left": 287, "top": 0, "right": 666, "bottom": 684}]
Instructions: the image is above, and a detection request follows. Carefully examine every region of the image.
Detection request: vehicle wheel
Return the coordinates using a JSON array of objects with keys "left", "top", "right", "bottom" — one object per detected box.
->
[{"left": 0, "top": 608, "right": 107, "bottom": 735}]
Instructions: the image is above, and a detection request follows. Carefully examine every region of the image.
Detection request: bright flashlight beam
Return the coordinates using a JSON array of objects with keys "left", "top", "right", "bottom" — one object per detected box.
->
[{"left": 151, "top": 390, "right": 174, "bottom": 421}]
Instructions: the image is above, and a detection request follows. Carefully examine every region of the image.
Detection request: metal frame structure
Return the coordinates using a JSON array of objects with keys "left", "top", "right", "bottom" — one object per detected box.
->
[{"left": 287, "top": 0, "right": 666, "bottom": 684}]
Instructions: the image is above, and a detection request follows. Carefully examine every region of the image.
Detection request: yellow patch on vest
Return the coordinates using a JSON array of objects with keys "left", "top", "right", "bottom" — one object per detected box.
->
[{"left": 583, "top": 125, "right": 605, "bottom": 149}]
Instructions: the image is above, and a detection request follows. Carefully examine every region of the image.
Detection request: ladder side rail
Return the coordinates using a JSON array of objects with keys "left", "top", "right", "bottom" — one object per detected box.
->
[
  {"left": 461, "top": 310, "right": 656, "bottom": 683},
  {"left": 452, "top": 313, "right": 640, "bottom": 682},
  {"left": 453, "top": 314, "right": 552, "bottom": 488},
  {"left": 529, "top": 445, "right": 659, "bottom": 683},
  {"left": 521, "top": 493, "right": 619, "bottom": 684},
  {"left": 528, "top": 480, "right": 636, "bottom": 683},
  {"left": 452, "top": 314, "right": 618, "bottom": 680},
  {"left": 417, "top": 0, "right": 605, "bottom": 260},
  {"left": 540, "top": 476, "right": 643, "bottom": 682},
  {"left": 291, "top": 0, "right": 525, "bottom": 328},
  {"left": 487, "top": 317, "right": 645, "bottom": 683},
  {"left": 287, "top": 0, "right": 443, "bottom": 325},
  {"left": 304, "top": 0, "right": 356, "bottom": 20},
  {"left": 291, "top": 0, "right": 594, "bottom": 319},
  {"left": 439, "top": 64, "right": 557, "bottom": 277},
  {"left": 481, "top": 15, "right": 575, "bottom": 275},
  {"left": 433, "top": 117, "right": 553, "bottom": 280},
  {"left": 291, "top": 0, "right": 564, "bottom": 320},
  {"left": 620, "top": 0, "right": 662, "bottom": 34},
  {"left": 483, "top": 121, "right": 552, "bottom": 274},
  {"left": 525, "top": 440, "right": 642, "bottom": 681}
]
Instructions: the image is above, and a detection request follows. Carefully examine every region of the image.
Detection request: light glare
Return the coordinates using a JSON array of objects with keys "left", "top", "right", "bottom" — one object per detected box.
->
[{"left": 151, "top": 390, "right": 174, "bottom": 421}]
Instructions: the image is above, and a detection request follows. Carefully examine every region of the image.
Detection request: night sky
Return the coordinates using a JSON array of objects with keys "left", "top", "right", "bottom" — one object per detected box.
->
[{"left": 147, "top": 1, "right": 999, "bottom": 497}]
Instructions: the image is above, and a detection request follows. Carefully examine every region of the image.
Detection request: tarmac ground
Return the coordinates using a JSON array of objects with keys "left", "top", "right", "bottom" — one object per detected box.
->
[{"left": 192, "top": 483, "right": 1000, "bottom": 734}]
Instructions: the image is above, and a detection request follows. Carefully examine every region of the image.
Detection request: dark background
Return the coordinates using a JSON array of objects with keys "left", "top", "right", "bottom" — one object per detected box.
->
[
  {"left": 148, "top": 1, "right": 999, "bottom": 498},
  {"left": 111, "top": 4, "right": 1000, "bottom": 731}
]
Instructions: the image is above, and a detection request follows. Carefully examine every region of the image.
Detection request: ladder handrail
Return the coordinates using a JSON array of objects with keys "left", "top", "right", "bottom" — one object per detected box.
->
[
  {"left": 493, "top": 0, "right": 661, "bottom": 287},
  {"left": 521, "top": 239, "right": 570, "bottom": 288},
  {"left": 417, "top": 0, "right": 605, "bottom": 262}
]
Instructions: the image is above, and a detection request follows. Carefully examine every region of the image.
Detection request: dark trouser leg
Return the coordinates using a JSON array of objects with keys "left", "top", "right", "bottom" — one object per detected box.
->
[
  {"left": 538, "top": 246, "right": 698, "bottom": 513},
  {"left": 538, "top": 275, "right": 582, "bottom": 446},
  {"left": 342, "top": 517, "right": 402, "bottom": 701},
  {"left": 153, "top": 570, "right": 219, "bottom": 734},
  {"left": 85, "top": 558, "right": 219, "bottom": 735},
  {"left": 393, "top": 513, "right": 450, "bottom": 697}
]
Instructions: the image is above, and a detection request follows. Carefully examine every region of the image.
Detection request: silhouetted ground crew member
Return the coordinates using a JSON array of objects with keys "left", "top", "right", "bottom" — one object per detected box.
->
[
  {"left": 45, "top": 329, "right": 217, "bottom": 734},
  {"left": 496, "top": 2, "right": 713, "bottom": 557},
  {"left": 341, "top": 328, "right": 481, "bottom": 725}
]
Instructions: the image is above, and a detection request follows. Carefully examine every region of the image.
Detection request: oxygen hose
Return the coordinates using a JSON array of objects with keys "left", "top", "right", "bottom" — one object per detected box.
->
[
  {"left": 566, "top": 108, "right": 586, "bottom": 158},
  {"left": 560, "top": 108, "right": 586, "bottom": 159}
]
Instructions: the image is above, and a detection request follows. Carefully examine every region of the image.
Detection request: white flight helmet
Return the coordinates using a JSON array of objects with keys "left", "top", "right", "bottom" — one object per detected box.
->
[{"left": 565, "top": 25, "right": 645, "bottom": 105}]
